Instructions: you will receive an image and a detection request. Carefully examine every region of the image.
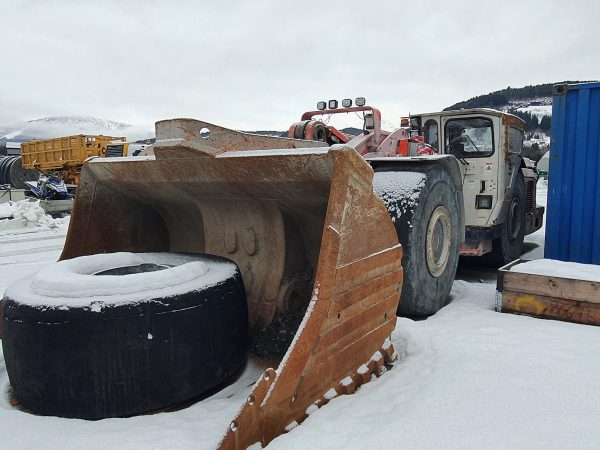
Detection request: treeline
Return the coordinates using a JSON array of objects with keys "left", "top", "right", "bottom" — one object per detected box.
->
[
  {"left": 507, "top": 109, "right": 551, "bottom": 133},
  {"left": 522, "top": 143, "right": 547, "bottom": 162},
  {"left": 444, "top": 81, "right": 592, "bottom": 111}
]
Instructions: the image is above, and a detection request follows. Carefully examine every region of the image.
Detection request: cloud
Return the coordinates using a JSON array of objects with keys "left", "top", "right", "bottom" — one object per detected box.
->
[{"left": 1, "top": 0, "right": 598, "bottom": 131}]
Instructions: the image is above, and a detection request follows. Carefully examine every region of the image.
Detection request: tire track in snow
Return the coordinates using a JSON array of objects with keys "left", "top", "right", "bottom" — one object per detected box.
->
[
  {"left": 0, "top": 244, "right": 64, "bottom": 260},
  {"left": 0, "top": 234, "right": 65, "bottom": 246}
]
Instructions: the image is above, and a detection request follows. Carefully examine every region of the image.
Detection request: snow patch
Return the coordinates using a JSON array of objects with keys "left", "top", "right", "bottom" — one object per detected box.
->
[
  {"left": 511, "top": 259, "right": 600, "bottom": 283},
  {"left": 370, "top": 351, "right": 383, "bottom": 363},
  {"left": 382, "top": 338, "right": 392, "bottom": 350},
  {"left": 5, "top": 252, "right": 236, "bottom": 308},
  {"left": 372, "top": 171, "right": 426, "bottom": 223},
  {"left": 323, "top": 388, "right": 338, "bottom": 400},
  {"left": 340, "top": 376, "right": 353, "bottom": 387},
  {"left": 284, "top": 421, "right": 298, "bottom": 432},
  {"left": 0, "top": 200, "right": 67, "bottom": 231},
  {"left": 305, "top": 403, "right": 319, "bottom": 415},
  {"left": 516, "top": 104, "right": 552, "bottom": 120},
  {"left": 357, "top": 364, "right": 369, "bottom": 375}
]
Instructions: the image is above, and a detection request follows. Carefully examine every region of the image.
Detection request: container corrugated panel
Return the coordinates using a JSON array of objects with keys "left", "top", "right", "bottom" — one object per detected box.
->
[{"left": 545, "top": 82, "right": 600, "bottom": 264}]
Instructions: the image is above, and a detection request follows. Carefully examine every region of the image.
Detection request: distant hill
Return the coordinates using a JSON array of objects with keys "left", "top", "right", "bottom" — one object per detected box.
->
[
  {"left": 0, "top": 115, "right": 153, "bottom": 144},
  {"left": 444, "top": 81, "right": 594, "bottom": 111},
  {"left": 445, "top": 84, "right": 553, "bottom": 111},
  {"left": 442, "top": 82, "right": 600, "bottom": 161}
]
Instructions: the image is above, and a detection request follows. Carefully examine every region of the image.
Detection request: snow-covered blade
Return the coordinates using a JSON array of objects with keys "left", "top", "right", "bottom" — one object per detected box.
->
[{"left": 61, "top": 118, "right": 404, "bottom": 449}]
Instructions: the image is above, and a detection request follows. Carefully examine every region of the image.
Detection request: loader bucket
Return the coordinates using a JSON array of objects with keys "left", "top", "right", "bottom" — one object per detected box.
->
[{"left": 61, "top": 119, "right": 403, "bottom": 449}]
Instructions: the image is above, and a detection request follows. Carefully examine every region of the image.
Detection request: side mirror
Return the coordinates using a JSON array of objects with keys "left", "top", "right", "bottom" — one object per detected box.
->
[{"left": 364, "top": 113, "right": 375, "bottom": 131}]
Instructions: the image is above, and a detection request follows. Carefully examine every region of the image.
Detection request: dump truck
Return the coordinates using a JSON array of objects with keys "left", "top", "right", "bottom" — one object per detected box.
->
[
  {"left": 1, "top": 100, "right": 544, "bottom": 449},
  {"left": 20, "top": 134, "right": 126, "bottom": 184}
]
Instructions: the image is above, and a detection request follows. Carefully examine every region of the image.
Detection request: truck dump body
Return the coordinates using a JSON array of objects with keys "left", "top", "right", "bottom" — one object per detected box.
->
[
  {"left": 20, "top": 135, "right": 125, "bottom": 184},
  {"left": 61, "top": 119, "right": 403, "bottom": 448}
]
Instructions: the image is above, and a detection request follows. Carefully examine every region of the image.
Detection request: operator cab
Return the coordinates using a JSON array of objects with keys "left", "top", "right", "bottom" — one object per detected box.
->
[{"left": 408, "top": 108, "right": 531, "bottom": 256}]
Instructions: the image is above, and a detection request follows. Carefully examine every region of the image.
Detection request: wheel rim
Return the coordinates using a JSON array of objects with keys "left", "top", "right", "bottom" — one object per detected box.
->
[
  {"left": 426, "top": 205, "right": 452, "bottom": 278},
  {"left": 507, "top": 198, "right": 522, "bottom": 244}
]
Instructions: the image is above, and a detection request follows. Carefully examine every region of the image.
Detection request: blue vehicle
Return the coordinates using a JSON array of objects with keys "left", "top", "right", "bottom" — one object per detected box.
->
[{"left": 25, "top": 175, "right": 72, "bottom": 200}]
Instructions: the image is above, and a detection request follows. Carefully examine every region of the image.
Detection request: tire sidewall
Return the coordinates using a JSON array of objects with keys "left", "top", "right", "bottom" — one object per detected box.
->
[
  {"left": 402, "top": 176, "right": 460, "bottom": 316},
  {"left": 374, "top": 165, "right": 461, "bottom": 317},
  {"left": 498, "top": 175, "right": 526, "bottom": 264},
  {"left": 2, "top": 252, "right": 248, "bottom": 419}
]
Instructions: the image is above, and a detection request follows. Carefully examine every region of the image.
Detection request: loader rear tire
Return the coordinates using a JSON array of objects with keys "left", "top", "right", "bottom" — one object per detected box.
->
[
  {"left": 483, "top": 175, "right": 526, "bottom": 266},
  {"left": 2, "top": 252, "right": 248, "bottom": 419},
  {"left": 374, "top": 165, "right": 460, "bottom": 317}
]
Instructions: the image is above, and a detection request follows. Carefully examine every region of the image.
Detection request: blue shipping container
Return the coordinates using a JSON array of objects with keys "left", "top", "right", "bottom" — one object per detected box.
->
[{"left": 545, "top": 82, "right": 600, "bottom": 264}]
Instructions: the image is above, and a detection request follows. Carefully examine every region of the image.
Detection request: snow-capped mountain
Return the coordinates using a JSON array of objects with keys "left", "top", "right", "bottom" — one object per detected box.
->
[{"left": 0, "top": 116, "right": 153, "bottom": 143}]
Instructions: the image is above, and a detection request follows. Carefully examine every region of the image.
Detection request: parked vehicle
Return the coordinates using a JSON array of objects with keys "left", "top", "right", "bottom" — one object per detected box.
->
[{"left": 20, "top": 134, "right": 126, "bottom": 184}]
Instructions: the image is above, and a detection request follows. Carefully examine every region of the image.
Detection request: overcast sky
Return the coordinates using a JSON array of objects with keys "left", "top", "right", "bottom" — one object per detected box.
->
[{"left": 1, "top": 0, "right": 598, "bottom": 131}]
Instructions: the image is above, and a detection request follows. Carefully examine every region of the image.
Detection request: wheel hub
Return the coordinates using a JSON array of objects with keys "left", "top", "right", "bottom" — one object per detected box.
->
[{"left": 426, "top": 205, "right": 452, "bottom": 278}]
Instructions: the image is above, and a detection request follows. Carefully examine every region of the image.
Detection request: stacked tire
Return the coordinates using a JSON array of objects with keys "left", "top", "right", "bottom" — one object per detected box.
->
[{"left": 2, "top": 252, "right": 248, "bottom": 419}]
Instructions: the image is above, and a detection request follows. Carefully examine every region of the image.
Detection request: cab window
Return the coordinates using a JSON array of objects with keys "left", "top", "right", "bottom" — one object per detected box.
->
[
  {"left": 423, "top": 119, "right": 439, "bottom": 150},
  {"left": 508, "top": 127, "right": 523, "bottom": 154},
  {"left": 445, "top": 117, "right": 494, "bottom": 158}
]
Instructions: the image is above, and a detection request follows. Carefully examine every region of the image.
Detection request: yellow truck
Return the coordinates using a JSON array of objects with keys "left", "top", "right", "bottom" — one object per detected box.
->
[{"left": 20, "top": 135, "right": 126, "bottom": 184}]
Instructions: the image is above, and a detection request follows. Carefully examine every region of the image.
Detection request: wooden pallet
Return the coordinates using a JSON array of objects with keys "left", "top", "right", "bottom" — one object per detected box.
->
[{"left": 497, "top": 259, "right": 600, "bottom": 325}]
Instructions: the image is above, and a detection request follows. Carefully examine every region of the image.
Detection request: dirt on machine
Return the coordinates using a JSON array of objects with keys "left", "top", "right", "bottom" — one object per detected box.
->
[{"left": 2, "top": 98, "right": 544, "bottom": 448}]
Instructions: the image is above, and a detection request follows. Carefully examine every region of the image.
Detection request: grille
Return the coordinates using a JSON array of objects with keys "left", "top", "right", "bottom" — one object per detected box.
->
[
  {"left": 524, "top": 179, "right": 535, "bottom": 213},
  {"left": 105, "top": 145, "right": 124, "bottom": 158}
]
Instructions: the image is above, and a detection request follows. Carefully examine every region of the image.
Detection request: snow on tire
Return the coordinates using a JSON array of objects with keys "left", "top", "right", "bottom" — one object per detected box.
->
[
  {"left": 374, "top": 164, "right": 460, "bottom": 317},
  {"left": 1, "top": 252, "right": 248, "bottom": 419}
]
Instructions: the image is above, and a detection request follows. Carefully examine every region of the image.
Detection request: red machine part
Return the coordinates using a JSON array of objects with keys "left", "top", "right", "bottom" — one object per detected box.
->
[
  {"left": 290, "top": 105, "right": 436, "bottom": 158},
  {"left": 287, "top": 120, "right": 350, "bottom": 145}
]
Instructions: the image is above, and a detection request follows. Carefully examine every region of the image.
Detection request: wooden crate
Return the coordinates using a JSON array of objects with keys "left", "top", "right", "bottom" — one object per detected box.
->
[{"left": 497, "top": 259, "right": 600, "bottom": 326}]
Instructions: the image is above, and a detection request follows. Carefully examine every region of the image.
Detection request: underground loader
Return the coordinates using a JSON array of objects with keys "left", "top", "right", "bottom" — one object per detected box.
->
[{"left": 50, "top": 101, "right": 541, "bottom": 447}]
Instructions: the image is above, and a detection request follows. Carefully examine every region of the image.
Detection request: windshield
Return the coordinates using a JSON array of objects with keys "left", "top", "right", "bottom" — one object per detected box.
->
[{"left": 445, "top": 117, "right": 494, "bottom": 157}]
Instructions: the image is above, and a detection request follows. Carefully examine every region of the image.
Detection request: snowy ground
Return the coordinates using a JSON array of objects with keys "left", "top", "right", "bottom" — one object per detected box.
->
[{"left": 1, "top": 184, "right": 600, "bottom": 449}]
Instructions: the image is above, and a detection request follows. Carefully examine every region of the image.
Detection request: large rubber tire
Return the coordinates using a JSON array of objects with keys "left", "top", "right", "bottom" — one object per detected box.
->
[
  {"left": 2, "top": 252, "right": 248, "bottom": 419},
  {"left": 484, "top": 175, "right": 526, "bottom": 266},
  {"left": 373, "top": 164, "right": 461, "bottom": 317}
]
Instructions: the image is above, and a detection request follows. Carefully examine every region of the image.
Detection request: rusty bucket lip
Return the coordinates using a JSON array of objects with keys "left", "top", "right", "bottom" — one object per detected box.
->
[
  {"left": 88, "top": 144, "right": 360, "bottom": 164},
  {"left": 85, "top": 149, "right": 331, "bottom": 167}
]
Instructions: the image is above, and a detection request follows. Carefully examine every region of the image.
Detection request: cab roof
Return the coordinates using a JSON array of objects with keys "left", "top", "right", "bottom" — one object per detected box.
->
[{"left": 414, "top": 107, "right": 524, "bottom": 124}]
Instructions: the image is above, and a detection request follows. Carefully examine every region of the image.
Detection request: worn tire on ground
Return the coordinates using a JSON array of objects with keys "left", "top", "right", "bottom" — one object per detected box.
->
[
  {"left": 2, "top": 252, "right": 248, "bottom": 419},
  {"left": 374, "top": 164, "right": 461, "bottom": 317},
  {"left": 484, "top": 174, "right": 526, "bottom": 267}
]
